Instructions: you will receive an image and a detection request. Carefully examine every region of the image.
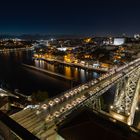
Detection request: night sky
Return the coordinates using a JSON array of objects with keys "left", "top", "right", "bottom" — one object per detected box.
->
[{"left": 0, "top": 0, "right": 140, "bottom": 36}]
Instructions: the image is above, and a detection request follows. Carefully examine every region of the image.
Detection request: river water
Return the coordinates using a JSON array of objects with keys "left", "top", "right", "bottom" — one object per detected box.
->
[{"left": 0, "top": 50, "right": 99, "bottom": 97}]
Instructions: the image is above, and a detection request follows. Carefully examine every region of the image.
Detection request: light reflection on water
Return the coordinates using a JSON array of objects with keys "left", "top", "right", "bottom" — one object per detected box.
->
[
  {"left": 64, "top": 66, "right": 71, "bottom": 78},
  {"left": 80, "top": 69, "right": 86, "bottom": 82},
  {"left": 34, "top": 59, "right": 100, "bottom": 82},
  {"left": 74, "top": 68, "right": 78, "bottom": 79}
]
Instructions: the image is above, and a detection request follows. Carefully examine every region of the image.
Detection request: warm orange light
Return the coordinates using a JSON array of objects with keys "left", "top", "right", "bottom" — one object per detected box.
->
[
  {"left": 65, "top": 66, "right": 71, "bottom": 77},
  {"left": 84, "top": 38, "right": 92, "bottom": 43},
  {"left": 84, "top": 54, "right": 90, "bottom": 58}
]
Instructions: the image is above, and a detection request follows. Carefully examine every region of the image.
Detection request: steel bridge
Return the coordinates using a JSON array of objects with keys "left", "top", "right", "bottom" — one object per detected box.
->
[{"left": 10, "top": 58, "right": 140, "bottom": 140}]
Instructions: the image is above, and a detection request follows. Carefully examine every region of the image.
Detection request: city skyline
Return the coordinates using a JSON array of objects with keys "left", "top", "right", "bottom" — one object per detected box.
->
[{"left": 0, "top": 0, "right": 140, "bottom": 36}]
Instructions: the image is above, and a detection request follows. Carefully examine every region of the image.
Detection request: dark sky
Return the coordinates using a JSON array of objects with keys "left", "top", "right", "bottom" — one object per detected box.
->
[{"left": 0, "top": 0, "right": 140, "bottom": 36}]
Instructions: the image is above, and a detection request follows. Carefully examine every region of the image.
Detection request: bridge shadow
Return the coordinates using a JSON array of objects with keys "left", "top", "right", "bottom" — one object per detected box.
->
[{"left": 58, "top": 108, "right": 140, "bottom": 140}]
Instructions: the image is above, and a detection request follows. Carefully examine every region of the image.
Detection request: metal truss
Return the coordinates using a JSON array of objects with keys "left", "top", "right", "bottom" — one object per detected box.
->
[
  {"left": 112, "top": 68, "right": 140, "bottom": 116},
  {"left": 85, "top": 97, "right": 101, "bottom": 111}
]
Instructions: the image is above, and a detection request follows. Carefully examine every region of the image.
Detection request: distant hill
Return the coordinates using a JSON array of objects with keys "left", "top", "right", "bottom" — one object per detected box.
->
[{"left": 0, "top": 34, "right": 89, "bottom": 40}]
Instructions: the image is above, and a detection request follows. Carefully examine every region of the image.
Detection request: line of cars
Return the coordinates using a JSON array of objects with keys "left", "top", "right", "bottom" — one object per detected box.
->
[
  {"left": 45, "top": 95, "right": 86, "bottom": 122},
  {"left": 36, "top": 58, "right": 140, "bottom": 122}
]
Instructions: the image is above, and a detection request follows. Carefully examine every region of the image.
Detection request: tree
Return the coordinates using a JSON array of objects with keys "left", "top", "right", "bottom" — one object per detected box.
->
[{"left": 31, "top": 90, "right": 48, "bottom": 103}]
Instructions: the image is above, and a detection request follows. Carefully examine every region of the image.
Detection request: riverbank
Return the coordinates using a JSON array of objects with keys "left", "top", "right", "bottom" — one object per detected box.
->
[
  {"left": 33, "top": 57, "right": 108, "bottom": 73},
  {"left": 0, "top": 47, "right": 34, "bottom": 53},
  {"left": 22, "top": 63, "right": 73, "bottom": 81}
]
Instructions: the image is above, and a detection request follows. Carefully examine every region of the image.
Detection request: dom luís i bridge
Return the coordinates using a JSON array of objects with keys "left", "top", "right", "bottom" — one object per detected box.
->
[{"left": 1, "top": 57, "right": 140, "bottom": 140}]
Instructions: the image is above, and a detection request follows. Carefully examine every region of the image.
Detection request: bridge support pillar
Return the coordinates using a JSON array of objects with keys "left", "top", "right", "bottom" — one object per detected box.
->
[
  {"left": 93, "top": 98, "right": 101, "bottom": 111},
  {"left": 110, "top": 68, "right": 140, "bottom": 125}
]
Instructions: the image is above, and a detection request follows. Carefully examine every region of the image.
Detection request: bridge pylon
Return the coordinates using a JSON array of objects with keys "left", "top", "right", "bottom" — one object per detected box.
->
[{"left": 110, "top": 68, "right": 140, "bottom": 125}]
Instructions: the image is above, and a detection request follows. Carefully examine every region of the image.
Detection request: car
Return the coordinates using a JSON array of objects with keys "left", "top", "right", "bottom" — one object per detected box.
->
[
  {"left": 45, "top": 114, "right": 53, "bottom": 122},
  {"left": 66, "top": 104, "right": 72, "bottom": 109},
  {"left": 53, "top": 111, "right": 60, "bottom": 117},
  {"left": 54, "top": 98, "right": 60, "bottom": 103},
  {"left": 64, "top": 93, "right": 70, "bottom": 98},
  {"left": 76, "top": 98, "right": 82, "bottom": 103},
  {"left": 60, "top": 107, "right": 66, "bottom": 113},
  {"left": 69, "top": 91, "right": 74, "bottom": 96},
  {"left": 72, "top": 101, "right": 77, "bottom": 106},
  {"left": 41, "top": 104, "right": 48, "bottom": 110},
  {"left": 49, "top": 100, "right": 55, "bottom": 106}
]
